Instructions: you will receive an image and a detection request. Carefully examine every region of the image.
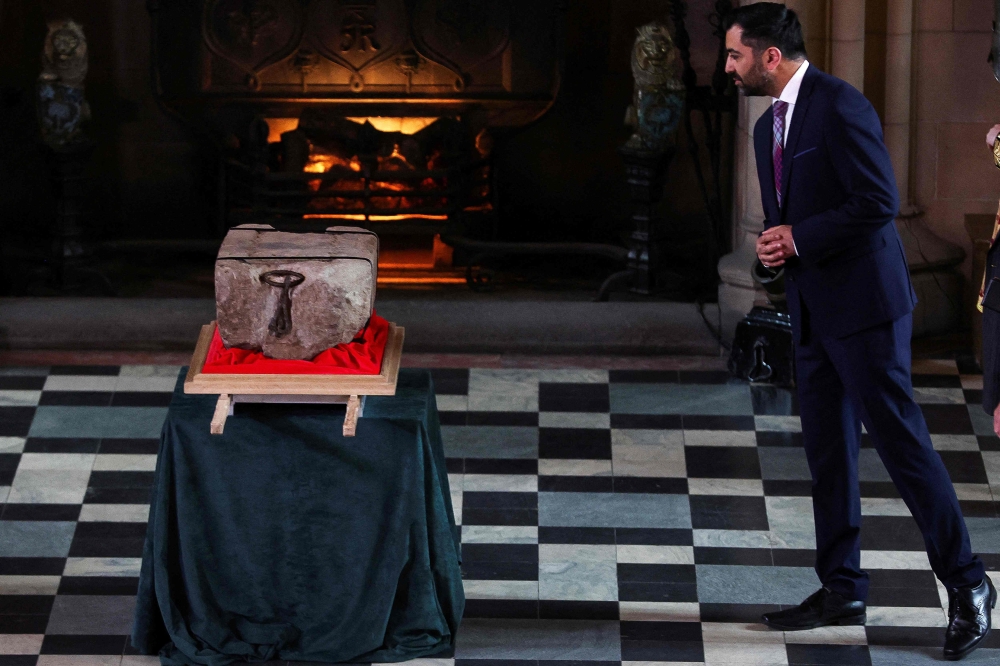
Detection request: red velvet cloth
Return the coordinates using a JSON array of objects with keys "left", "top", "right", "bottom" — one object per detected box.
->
[{"left": 202, "top": 313, "right": 389, "bottom": 375}]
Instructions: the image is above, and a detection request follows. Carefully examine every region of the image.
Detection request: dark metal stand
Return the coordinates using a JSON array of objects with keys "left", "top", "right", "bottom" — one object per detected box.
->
[
  {"left": 617, "top": 144, "right": 675, "bottom": 295},
  {"left": 40, "top": 139, "right": 114, "bottom": 294}
]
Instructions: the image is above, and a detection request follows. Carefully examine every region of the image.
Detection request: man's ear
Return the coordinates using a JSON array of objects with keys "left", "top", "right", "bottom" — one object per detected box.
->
[{"left": 764, "top": 46, "right": 783, "bottom": 72}]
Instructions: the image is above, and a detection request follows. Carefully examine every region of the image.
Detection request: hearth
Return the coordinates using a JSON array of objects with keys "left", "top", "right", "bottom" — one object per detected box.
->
[{"left": 148, "top": 0, "right": 565, "bottom": 283}]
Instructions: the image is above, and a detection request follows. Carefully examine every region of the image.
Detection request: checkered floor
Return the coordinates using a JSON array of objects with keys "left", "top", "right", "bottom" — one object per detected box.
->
[{"left": 0, "top": 360, "right": 998, "bottom": 666}]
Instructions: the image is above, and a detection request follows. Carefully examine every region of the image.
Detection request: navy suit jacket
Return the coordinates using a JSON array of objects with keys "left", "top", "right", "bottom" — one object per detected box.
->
[{"left": 753, "top": 65, "right": 917, "bottom": 339}]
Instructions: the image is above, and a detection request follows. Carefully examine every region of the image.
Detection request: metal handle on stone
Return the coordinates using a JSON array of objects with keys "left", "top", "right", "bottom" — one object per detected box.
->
[{"left": 260, "top": 270, "right": 305, "bottom": 338}]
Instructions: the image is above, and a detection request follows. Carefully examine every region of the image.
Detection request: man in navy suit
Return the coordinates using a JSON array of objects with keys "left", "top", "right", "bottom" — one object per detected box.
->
[{"left": 723, "top": 4, "right": 994, "bottom": 659}]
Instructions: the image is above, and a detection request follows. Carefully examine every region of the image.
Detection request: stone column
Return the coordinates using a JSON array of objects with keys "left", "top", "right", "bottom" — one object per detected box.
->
[
  {"left": 830, "top": 0, "right": 865, "bottom": 91},
  {"left": 883, "top": 0, "right": 912, "bottom": 203}
]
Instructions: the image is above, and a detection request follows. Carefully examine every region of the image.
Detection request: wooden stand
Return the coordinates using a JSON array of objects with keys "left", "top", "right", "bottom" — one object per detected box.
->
[{"left": 184, "top": 321, "right": 404, "bottom": 436}]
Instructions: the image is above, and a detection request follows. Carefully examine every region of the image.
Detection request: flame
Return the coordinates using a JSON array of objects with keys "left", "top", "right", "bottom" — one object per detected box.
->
[{"left": 345, "top": 117, "right": 439, "bottom": 134}]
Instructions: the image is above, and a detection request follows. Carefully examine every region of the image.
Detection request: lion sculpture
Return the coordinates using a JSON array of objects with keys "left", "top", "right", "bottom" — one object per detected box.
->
[{"left": 624, "top": 21, "right": 685, "bottom": 152}]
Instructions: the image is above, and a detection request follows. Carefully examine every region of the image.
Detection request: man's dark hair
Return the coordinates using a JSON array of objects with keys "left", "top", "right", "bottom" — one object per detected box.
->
[{"left": 723, "top": 3, "right": 807, "bottom": 60}]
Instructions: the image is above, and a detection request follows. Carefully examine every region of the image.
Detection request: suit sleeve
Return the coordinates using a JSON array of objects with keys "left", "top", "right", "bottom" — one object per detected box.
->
[{"left": 790, "top": 86, "right": 900, "bottom": 263}]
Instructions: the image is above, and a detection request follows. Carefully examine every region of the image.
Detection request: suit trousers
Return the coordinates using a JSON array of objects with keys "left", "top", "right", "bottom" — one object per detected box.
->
[{"left": 795, "top": 312, "right": 985, "bottom": 601}]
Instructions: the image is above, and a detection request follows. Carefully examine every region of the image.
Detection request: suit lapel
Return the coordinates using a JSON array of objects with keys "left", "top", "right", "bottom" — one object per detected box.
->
[{"left": 779, "top": 65, "right": 819, "bottom": 217}]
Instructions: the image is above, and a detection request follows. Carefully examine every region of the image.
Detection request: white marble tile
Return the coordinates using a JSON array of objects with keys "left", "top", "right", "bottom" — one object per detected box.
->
[
  {"left": 16, "top": 453, "right": 95, "bottom": 470},
  {"left": 436, "top": 394, "right": 468, "bottom": 412},
  {"left": 118, "top": 365, "right": 182, "bottom": 378},
  {"left": 954, "top": 483, "right": 994, "bottom": 502},
  {"left": 694, "top": 530, "right": 773, "bottom": 549},
  {"left": 461, "top": 579, "right": 537, "bottom": 600},
  {"left": 612, "top": 429, "right": 686, "bottom": 478},
  {"left": 782, "top": 625, "right": 867, "bottom": 644},
  {"left": 623, "top": 662, "right": 704, "bottom": 666},
  {"left": 461, "top": 525, "right": 538, "bottom": 544},
  {"left": 536, "top": 369, "right": 609, "bottom": 383},
  {"left": 63, "top": 557, "right": 143, "bottom": 577},
  {"left": 539, "top": 412, "right": 611, "bottom": 429},
  {"left": 539, "top": 544, "right": 617, "bottom": 562},
  {"left": 683, "top": 430, "right": 757, "bottom": 447},
  {"left": 911, "top": 359, "right": 958, "bottom": 375},
  {"left": 374, "top": 660, "right": 454, "bottom": 666},
  {"left": 538, "top": 458, "right": 612, "bottom": 476},
  {"left": 701, "top": 622, "right": 784, "bottom": 644},
  {"left": 78, "top": 504, "right": 150, "bottom": 523},
  {"left": 912, "top": 388, "right": 966, "bottom": 404},
  {"left": 122, "top": 658, "right": 164, "bottom": 666},
  {"left": 0, "top": 487, "right": 8, "bottom": 503},
  {"left": 450, "top": 488, "right": 462, "bottom": 526},
  {"left": 866, "top": 606, "right": 947, "bottom": 627},
  {"left": 0, "top": 634, "right": 43, "bottom": 655},
  {"left": 765, "top": 496, "right": 815, "bottom": 549},
  {"left": 616, "top": 545, "right": 694, "bottom": 565},
  {"left": 92, "top": 454, "right": 157, "bottom": 472},
  {"left": 38, "top": 657, "right": 122, "bottom": 666},
  {"left": 447, "top": 473, "right": 463, "bottom": 492},
  {"left": 753, "top": 416, "right": 801, "bottom": 432},
  {"left": 860, "top": 550, "right": 932, "bottom": 570},
  {"left": 43, "top": 376, "right": 117, "bottom": 392},
  {"left": 932, "top": 435, "right": 981, "bottom": 451},
  {"left": 463, "top": 474, "right": 537, "bottom": 493},
  {"left": 0, "top": 438, "right": 25, "bottom": 453},
  {"left": 0, "top": 576, "right": 60, "bottom": 595},
  {"left": 467, "top": 369, "right": 539, "bottom": 412},
  {"left": 983, "top": 452, "right": 1000, "bottom": 488},
  {"left": 701, "top": 623, "right": 786, "bottom": 666},
  {"left": 0, "top": 391, "right": 40, "bottom": 407},
  {"left": 618, "top": 601, "right": 700, "bottom": 623},
  {"left": 688, "top": 478, "right": 764, "bottom": 496},
  {"left": 8, "top": 469, "right": 92, "bottom": 504},
  {"left": 539, "top": 561, "right": 618, "bottom": 601},
  {"left": 861, "top": 498, "right": 913, "bottom": 516},
  {"left": 960, "top": 375, "right": 984, "bottom": 390}
]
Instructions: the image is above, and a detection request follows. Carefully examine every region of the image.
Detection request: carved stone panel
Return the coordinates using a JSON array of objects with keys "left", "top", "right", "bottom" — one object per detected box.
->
[
  {"left": 202, "top": 0, "right": 305, "bottom": 88},
  {"left": 307, "top": 0, "right": 408, "bottom": 91},
  {"left": 411, "top": 0, "right": 510, "bottom": 88}
]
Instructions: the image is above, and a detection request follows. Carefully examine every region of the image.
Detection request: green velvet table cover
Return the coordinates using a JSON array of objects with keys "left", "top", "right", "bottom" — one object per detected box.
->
[{"left": 131, "top": 369, "right": 464, "bottom": 665}]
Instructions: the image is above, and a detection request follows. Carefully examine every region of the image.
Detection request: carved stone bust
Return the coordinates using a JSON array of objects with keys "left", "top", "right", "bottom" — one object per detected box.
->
[
  {"left": 37, "top": 19, "right": 91, "bottom": 148},
  {"left": 624, "top": 21, "right": 685, "bottom": 152}
]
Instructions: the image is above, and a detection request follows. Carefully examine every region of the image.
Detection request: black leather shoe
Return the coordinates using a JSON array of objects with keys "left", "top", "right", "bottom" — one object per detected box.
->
[
  {"left": 761, "top": 587, "right": 866, "bottom": 631},
  {"left": 944, "top": 576, "right": 996, "bottom": 660}
]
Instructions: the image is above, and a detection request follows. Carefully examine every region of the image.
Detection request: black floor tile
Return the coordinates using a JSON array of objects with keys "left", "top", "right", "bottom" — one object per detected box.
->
[
  {"left": 84, "top": 487, "right": 154, "bottom": 504},
  {"left": 756, "top": 431, "right": 804, "bottom": 447},
  {"left": 960, "top": 500, "right": 999, "bottom": 517},
  {"left": 24, "top": 438, "right": 100, "bottom": 453},
  {"left": 430, "top": 369, "right": 469, "bottom": 395},
  {"left": 48, "top": 365, "right": 120, "bottom": 376},
  {"left": 538, "top": 527, "right": 615, "bottom": 544},
  {"left": 678, "top": 371, "right": 735, "bottom": 385},
  {"left": 461, "top": 560, "right": 538, "bottom": 581},
  {"left": 68, "top": 522, "right": 148, "bottom": 558},
  {"left": 694, "top": 547, "right": 772, "bottom": 565},
  {"left": 40, "top": 634, "right": 128, "bottom": 655},
  {"left": 461, "top": 508, "right": 537, "bottom": 526},
  {"left": 461, "top": 599, "right": 537, "bottom": 619},
  {"left": 690, "top": 495, "right": 769, "bottom": 530},
  {"left": 859, "top": 482, "right": 902, "bottom": 499},
  {"left": 0, "top": 407, "right": 35, "bottom": 437},
  {"left": 865, "top": 626, "right": 945, "bottom": 647},
  {"left": 618, "top": 563, "right": 696, "bottom": 584},
  {"left": 538, "top": 600, "right": 618, "bottom": 620},
  {"left": 617, "top": 581, "right": 699, "bottom": 602},
  {"left": 911, "top": 374, "right": 962, "bottom": 388},
  {"left": 751, "top": 385, "right": 799, "bottom": 416},
  {"left": 538, "top": 428, "right": 611, "bottom": 459},
  {"left": 964, "top": 389, "right": 984, "bottom": 404},
  {"left": 0, "top": 656, "right": 39, "bottom": 666},
  {"left": 613, "top": 477, "right": 688, "bottom": 494},
  {"left": 859, "top": 516, "right": 927, "bottom": 551},
  {"left": 0, "top": 558, "right": 65, "bottom": 576},
  {"left": 0, "top": 614, "right": 49, "bottom": 633},
  {"left": 616, "top": 528, "right": 693, "bottom": 546},
  {"left": 446, "top": 458, "right": 464, "bottom": 474},
  {"left": 699, "top": 603, "right": 781, "bottom": 623},
  {"left": 685, "top": 446, "right": 762, "bottom": 479},
  {"left": 0, "top": 376, "right": 46, "bottom": 390},
  {"left": 0, "top": 453, "right": 19, "bottom": 486},
  {"left": 786, "top": 644, "right": 872, "bottom": 666},
  {"left": 462, "top": 543, "right": 537, "bottom": 563},
  {"left": 464, "top": 459, "right": 537, "bottom": 475},
  {"left": 610, "top": 414, "right": 683, "bottom": 429},
  {"left": 1, "top": 504, "right": 80, "bottom": 521},
  {"left": 0, "top": 595, "right": 54, "bottom": 614},
  {"left": 87, "top": 471, "right": 155, "bottom": 488},
  {"left": 439, "top": 411, "right": 467, "bottom": 426},
  {"left": 763, "top": 480, "right": 814, "bottom": 496},
  {"left": 111, "top": 392, "right": 174, "bottom": 407},
  {"left": 538, "top": 383, "right": 609, "bottom": 413},
  {"left": 771, "top": 549, "right": 816, "bottom": 567},
  {"left": 682, "top": 415, "right": 755, "bottom": 431},
  {"left": 620, "top": 639, "right": 705, "bottom": 662},
  {"left": 38, "top": 391, "right": 112, "bottom": 406},
  {"left": 57, "top": 576, "right": 140, "bottom": 595},
  {"left": 539, "top": 476, "right": 613, "bottom": 493},
  {"left": 937, "top": 451, "right": 989, "bottom": 484},
  {"left": 920, "top": 404, "right": 974, "bottom": 434},
  {"left": 978, "top": 435, "right": 1000, "bottom": 451},
  {"left": 866, "top": 586, "right": 942, "bottom": 608}
]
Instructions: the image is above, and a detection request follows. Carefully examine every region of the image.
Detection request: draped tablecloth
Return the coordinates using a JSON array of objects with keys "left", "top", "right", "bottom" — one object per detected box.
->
[{"left": 131, "top": 369, "right": 464, "bottom": 665}]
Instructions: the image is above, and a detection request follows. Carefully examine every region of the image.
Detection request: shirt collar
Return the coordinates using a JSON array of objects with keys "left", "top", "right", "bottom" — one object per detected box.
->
[{"left": 773, "top": 60, "right": 809, "bottom": 107}]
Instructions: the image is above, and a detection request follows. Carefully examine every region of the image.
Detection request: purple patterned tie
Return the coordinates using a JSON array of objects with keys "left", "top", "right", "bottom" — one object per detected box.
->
[{"left": 772, "top": 100, "right": 789, "bottom": 208}]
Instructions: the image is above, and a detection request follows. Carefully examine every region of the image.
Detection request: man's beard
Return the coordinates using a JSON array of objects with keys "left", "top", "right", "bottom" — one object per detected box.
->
[{"left": 734, "top": 58, "right": 772, "bottom": 96}]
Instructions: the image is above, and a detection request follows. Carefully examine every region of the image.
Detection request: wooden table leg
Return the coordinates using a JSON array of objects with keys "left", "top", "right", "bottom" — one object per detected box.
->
[
  {"left": 211, "top": 394, "right": 232, "bottom": 435},
  {"left": 343, "top": 394, "right": 361, "bottom": 437}
]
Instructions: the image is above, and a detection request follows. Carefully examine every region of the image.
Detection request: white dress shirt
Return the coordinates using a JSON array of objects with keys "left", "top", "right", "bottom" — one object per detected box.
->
[
  {"left": 772, "top": 60, "right": 809, "bottom": 147},
  {"left": 772, "top": 60, "right": 809, "bottom": 257}
]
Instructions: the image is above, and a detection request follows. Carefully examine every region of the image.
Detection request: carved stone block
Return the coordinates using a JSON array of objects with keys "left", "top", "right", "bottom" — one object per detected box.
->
[{"left": 215, "top": 224, "right": 378, "bottom": 360}]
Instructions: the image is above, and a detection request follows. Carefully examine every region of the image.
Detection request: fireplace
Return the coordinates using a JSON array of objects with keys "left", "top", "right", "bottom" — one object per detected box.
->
[{"left": 148, "top": 0, "right": 565, "bottom": 283}]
